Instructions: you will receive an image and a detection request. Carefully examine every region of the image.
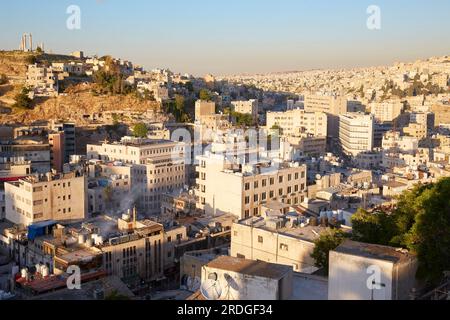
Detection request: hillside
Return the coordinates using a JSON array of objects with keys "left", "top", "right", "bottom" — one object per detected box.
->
[
  {"left": 0, "top": 51, "right": 165, "bottom": 125},
  {"left": 0, "top": 83, "right": 165, "bottom": 124}
]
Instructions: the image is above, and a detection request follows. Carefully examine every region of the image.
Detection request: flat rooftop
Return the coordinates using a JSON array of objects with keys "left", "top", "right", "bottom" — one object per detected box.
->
[
  {"left": 206, "top": 256, "right": 291, "bottom": 280},
  {"left": 333, "top": 240, "right": 415, "bottom": 263},
  {"left": 240, "top": 216, "right": 326, "bottom": 242}
]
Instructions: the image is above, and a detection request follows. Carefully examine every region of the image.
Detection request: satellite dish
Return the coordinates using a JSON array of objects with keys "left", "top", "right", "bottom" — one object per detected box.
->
[
  {"left": 224, "top": 273, "right": 239, "bottom": 291},
  {"left": 200, "top": 274, "right": 223, "bottom": 300},
  {"left": 186, "top": 276, "right": 201, "bottom": 292}
]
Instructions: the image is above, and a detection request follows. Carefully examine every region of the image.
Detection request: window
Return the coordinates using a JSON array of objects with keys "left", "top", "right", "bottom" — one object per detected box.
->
[
  {"left": 233, "top": 231, "right": 238, "bottom": 236},
  {"left": 254, "top": 181, "right": 258, "bottom": 189},
  {"left": 253, "top": 194, "right": 258, "bottom": 202},
  {"left": 280, "top": 243, "right": 288, "bottom": 251},
  {"left": 258, "top": 236, "right": 263, "bottom": 243},
  {"left": 245, "top": 183, "right": 250, "bottom": 191},
  {"left": 237, "top": 253, "right": 245, "bottom": 259},
  {"left": 245, "top": 196, "right": 250, "bottom": 204},
  {"left": 262, "top": 179, "right": 267, "bottom": 187},
  {"left": 279, "top": 176, "right": 283, "bottom": 183}
]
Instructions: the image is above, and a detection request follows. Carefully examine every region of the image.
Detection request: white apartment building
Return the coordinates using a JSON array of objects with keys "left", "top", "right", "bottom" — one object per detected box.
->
[
  {"left": 231, "top": 99, "right": 259, "bottom": 122},
  {"left": 86, "top": 137, "right": 186, "bottom": 214},
  {"left": 231, "top": 210, "right": 325, "bottom": 273},
  {"left": 26, "top": 64, "right": 58, "bottom": 97},
  {"left": 266, "top": 109, "right": 327, "bottom": 137},
  {"left": 339, "top": 113, "right": 375, "bottom": 156},
  {"left": 196, "top": 152, "right": 307, "bottom": 219},
  {"left": 304, "top": 94, "right": 348, "bottom": 138},
  {"left": 370, "top": 101, "right": 403, "bottom": 123},
  {"left": 5, "top": 171, "right": 87, "bottom": 226},
  {"left": 382, "top": 131, "right": 418, "bottom": 153}
]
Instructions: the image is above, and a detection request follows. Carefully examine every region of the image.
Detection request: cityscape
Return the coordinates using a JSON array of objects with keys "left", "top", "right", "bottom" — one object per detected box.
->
[{"left": 0, "top": 0, "right": 449, "bottom": 306}]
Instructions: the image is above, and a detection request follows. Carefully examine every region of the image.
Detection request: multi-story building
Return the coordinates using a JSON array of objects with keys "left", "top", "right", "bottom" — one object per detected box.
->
[
  {"left": 86, "top": 137, "right": 186, "bottom": 214},
  {"left": 370, "top": 101, "right": 403, "bottom": 123},
  {"left": 304, "top": 94, "right": 348, "bottom": 138},
  {"left": 403, "top": 123, "right": 427, "bottom": 140},
  {"left": 230, "top": 207, "right": 326, "bottom": 273},
  {"left": 196, "top": 152, "right": 307, "bottom": 219},
  {"left": 0, "top": 136, "right": 51, "bottom": 173},
  {"left": 48, "top": 132, "right": 65, "bottom": 173},
  {"left": 50, "top": 122, "right": 76, "bottom": 164},
  {"left": 339, "top": 113, "right": 375, "bottom": 156},
  {"left": 266, "top": 109, "right": 327, "bottom": 137},
  {"left": 0, "top": 160, "right": 31, "bottom": 220},
  {"left": 195, "top": 100, "right": 216, "bottom": 121},
  {"left": 280, "top": 135, "right": 327, "bottom": 159},
  {"left": 410, "top": 112, "right": 435, "bottom": 135},
  {"left": 4, "top": 170, "right": 87, "bottom": 226},
  {"left": 431, "top": 102, "right": 450, "bottom": 126},
  {"left": 231, "top": 99, "right": 259, "bottom": 123},
  {"left": 26, "top": 64, "right": 58, "bottom": 97}
]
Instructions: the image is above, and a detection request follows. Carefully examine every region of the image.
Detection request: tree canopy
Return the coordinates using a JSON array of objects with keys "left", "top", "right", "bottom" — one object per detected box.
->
[
  {"left": 132, "top": 123, "right": 148, "bottom": 138},
  {"left": 13, "top": 87, "right": 32, "bottom": 110},
  {"left": 351, "top": 178, "right": 450, "bottom": 283},
  {"left": 199, "top": 89, "right": 212, "bottom": 101},
  {"left": 310, "top": 228, "right": 347, "bottom": 275}
]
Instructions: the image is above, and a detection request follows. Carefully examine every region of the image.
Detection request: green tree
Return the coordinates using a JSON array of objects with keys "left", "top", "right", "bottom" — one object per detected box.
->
[
  {"left": 351, "top": 179, "right": 450, "bottom": 284},
  {"left": 12, "top": 87, "right": 32, "bottom": 110},
  {"left": 395, "top": 179, "right": 450, "bottom": 282},
  {"left": 351, "top": 208, "right": 397, "bottom": 245},
  {"left": 132, "top": 123, "right": 148, "bottom": 138},
  {"left": 311, "top": 229, "right": 347, "bottom": 274},
  {"left": 199, "top": 89, "right": 212, "bottom": 101},
  {"left": 35, "top": 46, "right": 43, "bottom": 53}
]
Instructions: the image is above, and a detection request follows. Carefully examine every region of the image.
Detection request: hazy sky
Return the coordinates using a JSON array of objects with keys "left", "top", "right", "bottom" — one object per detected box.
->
[{"left": 1, "top": 0, "right": 450, "bottom": 76}]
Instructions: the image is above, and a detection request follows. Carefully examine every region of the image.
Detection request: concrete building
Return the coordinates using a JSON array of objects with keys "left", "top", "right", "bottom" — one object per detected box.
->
[
  {"left": 231, "top": 204, "right": 325, "bottom": 273},
  {"left": 403, "top": 123, "right": 427, "bottom": 140},
  {"left": 304, "top": 94, "right": 347, "bottom": 138},
  {"left": 200, "top": 255, "right": 293, "bottom": 300},
  {"left": 328, "top": 240, "right": 418, "bottom": 300},
  {"left": 0, "top": 137, "right": 51, "bottom": 174},
  {"left": 196, "top": 152, "right": 307, "bottom": 219},
  {"left": 49, "top": 122, "right": 76, "bottom": 164},
  {"left": 231, "top": 99, "right": 259, "bottom": 123},
  {"left": 339, "top": 113, "right": 375, "bottom": 156},
  {"left": 266, "top": 109, "right": 327, "bottom": 137},
  {"left": 86, "top": 137, "right": 186, "bottom": 215},
  {"left": 370, "top": 101, "right": 403, "bottom": 123},
  {"left": 48, "top": 132, "right": 65, "bottom": 173},
  {"left": 280, "top": 135, "right": 327, "bottom": 159},
  {"left": 410, "top": 112, "right": 435, "bottom": 135},
  {"left": 431, "top": 102, "right": 450, "bottom": 126},
  {"left": 5, "top": 170, "right": 87, "bottom": 226},
  {"left": 26, "top": 64, "right": 58, "bottom": 97},
  {"left": 195, "top": 100, "right": 216, "bottom": 121}
]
